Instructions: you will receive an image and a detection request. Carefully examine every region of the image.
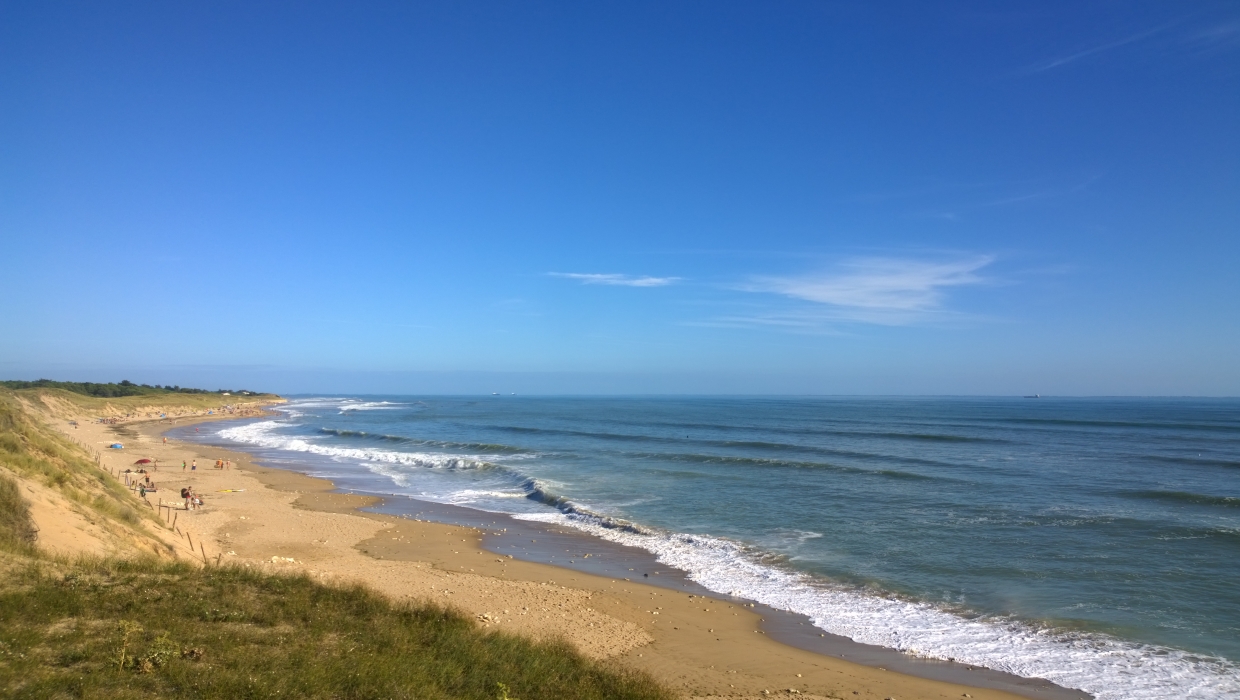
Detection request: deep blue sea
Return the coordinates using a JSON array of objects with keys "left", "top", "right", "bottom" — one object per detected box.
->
[{"left": 205, "top": 396, "right": 1239, "bottom": 699}]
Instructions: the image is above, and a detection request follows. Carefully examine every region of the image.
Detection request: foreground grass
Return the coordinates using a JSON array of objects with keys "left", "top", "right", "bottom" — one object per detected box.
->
[{"left": 0, "top": 558, "right": 671, "bottom": 700}]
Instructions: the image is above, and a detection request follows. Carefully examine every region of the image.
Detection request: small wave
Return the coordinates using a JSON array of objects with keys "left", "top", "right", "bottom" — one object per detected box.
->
[
  {"left": 892, "top": 432, "right": 990, "bottom": 442},
  {"left": 445, "top": 489, "right": 530, "bottom": 503},
  {"left": 633, "top": 451, "right": 958, "bottom": 483},
  {"left": 517, "top": 478, "right": 652, "bottom": 535},
  {"left": 1153, "top": 526, "right": 1240, "bottom": 545},
  {"left": 317, "top": 427, "right": 529, "bottom": 454},
  {"left": 733, "top": 431, "right": 995, "bottom": 444},
  {"left": 761, "top": 529, "right": 825, "bottom": 546},
  {"left": 874, "top": 469, "right": 939, "bottom": 481},
  {"left": 702, "top": 442, "right": 961, "bottom": 470},
  {"left": 1124, "top": 490, "right": 1240, "bottom": 508},
  {"left": 489, "top": 423, "right": 1000, "bottom": 452},
  {"left": 489, "top": 424, "right": 656, "bottom": 443},
  {"left": 1137, "top": 455, "right": 1240, "bottom": 470},
  {"left": 582, "top": 415, "right": 1009, "bottom": 444},
  {"left": 993, "top": 417, "right": 1240, "bottom": 433},
  {"left": 339, "top": 400, "right": 406, "bottom": 412}
]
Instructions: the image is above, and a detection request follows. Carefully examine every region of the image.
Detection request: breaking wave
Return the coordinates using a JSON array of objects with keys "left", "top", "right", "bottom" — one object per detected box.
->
[
  {"left": 217, "top": 420, "right": 501, "bottom": 473},
  {"left": 1124, "top": 489, "right": 1240, "bottom": 508},
  {"left": 513, "top": 510, "right": 1240, "bottom": 700}
]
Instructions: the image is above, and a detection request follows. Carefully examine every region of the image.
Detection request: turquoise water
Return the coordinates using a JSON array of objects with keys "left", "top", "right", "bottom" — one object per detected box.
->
[{"left": 197, "top": 396, "right": 1240, "bottom": 699}]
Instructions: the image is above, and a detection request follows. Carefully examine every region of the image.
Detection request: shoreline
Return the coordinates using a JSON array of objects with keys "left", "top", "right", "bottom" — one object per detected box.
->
[
  {"left": 361, "top": 495, "right": 1086, "bottom": 700},
  {"left": 76, "top": 406, "right": 1084, "bottom": 699}
]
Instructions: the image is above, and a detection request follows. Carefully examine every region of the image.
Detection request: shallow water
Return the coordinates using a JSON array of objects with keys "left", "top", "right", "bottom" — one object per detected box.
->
[{"left": 178, "top": 396, "right": 1240, "bottom": 699}]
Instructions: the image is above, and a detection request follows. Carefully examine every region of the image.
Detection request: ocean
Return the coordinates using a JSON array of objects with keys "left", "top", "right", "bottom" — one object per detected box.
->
[{"left": 181, "top": 396, "right": 1240, "bottom": 699}]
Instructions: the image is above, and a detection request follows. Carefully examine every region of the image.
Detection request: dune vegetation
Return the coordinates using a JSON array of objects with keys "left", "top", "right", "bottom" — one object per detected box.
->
[{"left": 0, "top": 379, "right": 264, "bottom": 398}]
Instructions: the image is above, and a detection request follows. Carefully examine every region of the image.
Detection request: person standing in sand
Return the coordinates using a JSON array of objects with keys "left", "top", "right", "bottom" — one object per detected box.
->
[
  {"left": 191, "top": 459, "right": 197, "bottom": 471},
  {"left": 182, "top": 460, "right": 186, "bottom": 471}
]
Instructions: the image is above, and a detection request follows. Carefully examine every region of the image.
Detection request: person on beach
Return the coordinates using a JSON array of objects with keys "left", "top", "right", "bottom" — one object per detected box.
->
[
  {"left": 182, "top": 460, "right": 187, "bottom": 471},
  {"left": 191, "top": 460, "right": 197, "bottom": 471}
]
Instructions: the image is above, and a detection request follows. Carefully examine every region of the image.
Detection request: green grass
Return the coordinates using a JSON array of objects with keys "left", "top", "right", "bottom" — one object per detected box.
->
[{"left": 0, "top": 559, "right": 671, "bottom": 700}]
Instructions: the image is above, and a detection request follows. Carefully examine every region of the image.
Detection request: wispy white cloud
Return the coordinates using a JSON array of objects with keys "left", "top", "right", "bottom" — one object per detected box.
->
[
  {"left": 1023, "top": 14, "right": 1240, "bottom": 74},
  {"left": 549, "top": 272, "right": 680, "bottom": 287},
  {"left": 982, "top": 174, "right": 1102, "bottom": 207},
  {"left": 1026, "top": 24, "right": 1172, "bottom": 73},
  {"left": 742, "top": 256, "right": 994, "bottom": 325},
  {"left": 1187, "top": 22, "right": 1240, "bottom": 53},
  {"left": 684, "top": 311, "right": 851, "bottom": 335}
]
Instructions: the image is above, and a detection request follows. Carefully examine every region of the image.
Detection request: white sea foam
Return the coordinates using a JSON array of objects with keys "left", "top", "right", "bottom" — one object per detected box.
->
[
  {"left": 513, "top": 510, "right": 1240, "bottom": 700},
  {"left": 443, "top": 489, "right": 530, "bottom": 504},
  {"left": 338, "top": 401, "right": 406, "bottom": 412},
  {"left": 217, "top": 420, "right": 496, "bottom": 472}
]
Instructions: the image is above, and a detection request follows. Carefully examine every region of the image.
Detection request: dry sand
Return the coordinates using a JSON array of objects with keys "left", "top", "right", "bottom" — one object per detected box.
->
[{"left": 37, "top": 408, "right": 1059, "bottom": 700}]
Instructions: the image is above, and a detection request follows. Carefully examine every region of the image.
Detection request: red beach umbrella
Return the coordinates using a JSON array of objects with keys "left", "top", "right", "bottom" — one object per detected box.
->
[{"left": 133, "top": 458, "right": 154, "bottom": 465}]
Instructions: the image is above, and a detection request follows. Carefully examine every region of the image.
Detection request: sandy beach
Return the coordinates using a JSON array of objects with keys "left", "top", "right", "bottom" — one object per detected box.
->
[{"left": 36, "top": 406, "right": 1077, "bottom": 700}]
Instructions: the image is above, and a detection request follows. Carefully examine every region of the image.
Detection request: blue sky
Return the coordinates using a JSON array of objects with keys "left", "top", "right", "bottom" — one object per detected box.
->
[{"left": 1, "top": 1, "right": 1237, "bottom": 394}]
